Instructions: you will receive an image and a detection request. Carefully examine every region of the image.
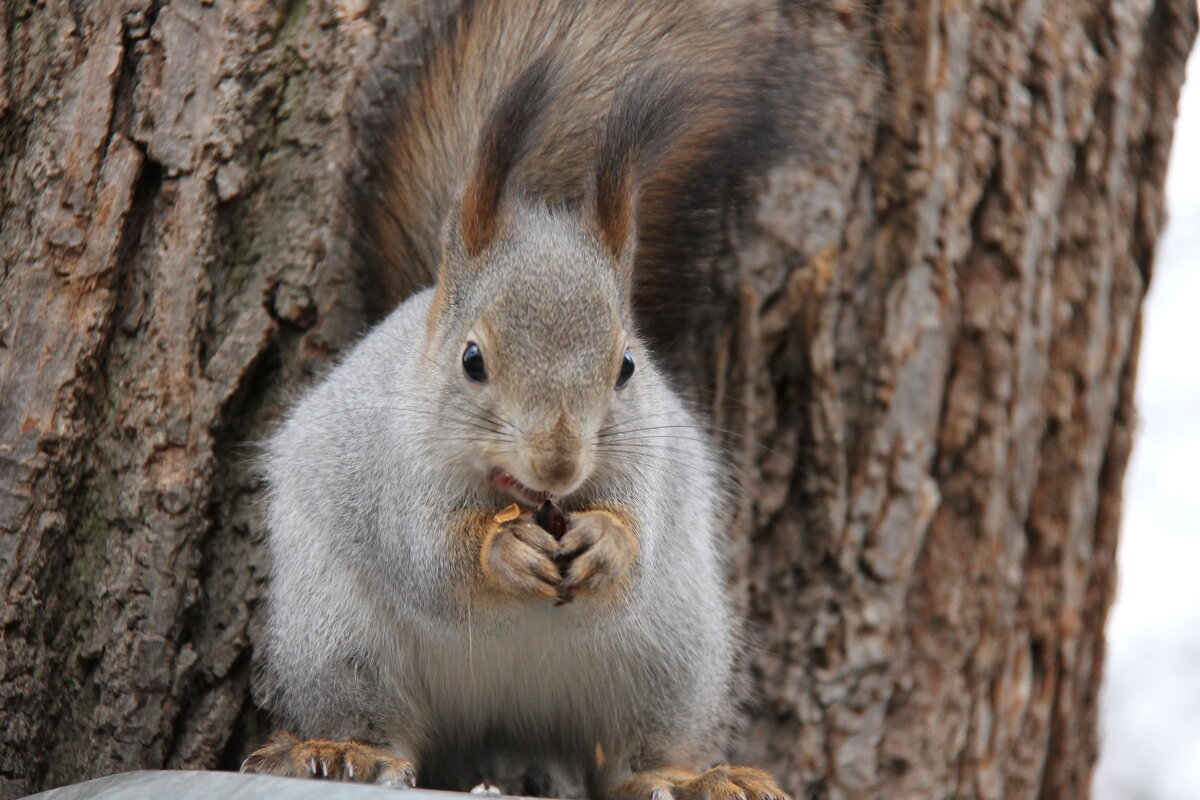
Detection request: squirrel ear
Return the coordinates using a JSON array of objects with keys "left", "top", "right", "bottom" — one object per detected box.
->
[
  {"left": 428, "top": 207, "right": 467, "bottom": 334},
  {"left": 593, "top": 149, "right": 637, "bottom": 264},
  {"left": 592, "top": 73, "right": 691, "bottom": 269},
  {"left": 459, "top": 54, "right": 557, "bottom": 257},
  {"left": 439, "top": 206, "right": 469, "bottom": 276}
]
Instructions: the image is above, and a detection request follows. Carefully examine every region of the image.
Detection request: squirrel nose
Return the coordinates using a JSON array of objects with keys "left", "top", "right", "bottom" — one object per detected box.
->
[
  {"left": 527, "top": 415, "right": 584, "bottom": 489},
  {"left": 531, "top": 452, "right": 580, "bottom": 488}
]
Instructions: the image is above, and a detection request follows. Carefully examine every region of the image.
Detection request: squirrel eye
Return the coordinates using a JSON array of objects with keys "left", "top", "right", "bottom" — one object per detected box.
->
[
  {"left": 462, "top": 342, "right": 488, "bottom": 383},
  {"left": 616, "top": 347, "right": 635, "bottom": 389}
]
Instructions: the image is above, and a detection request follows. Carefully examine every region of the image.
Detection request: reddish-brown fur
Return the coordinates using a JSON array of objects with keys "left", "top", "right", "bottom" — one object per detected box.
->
[
  {"left": 619, "top": 765, "right": 787, "bottom": 800},
  {"left": 481, "top": 514, "right": 563, "bottom": 600},
  {"left": 350, "top": 0, "right": 798, "bottom": 367},
  {"left": 458, "top": 54, "right": 558, "bottom": 256},
  {"left": 242, "top": 731, "right": 415, "bottom": 785},
  {"left": 476, "top": 505, "right": 639, "bottom": 603}
]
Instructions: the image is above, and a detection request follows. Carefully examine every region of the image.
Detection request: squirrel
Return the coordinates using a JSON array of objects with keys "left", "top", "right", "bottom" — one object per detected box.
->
[{"left": 241, "top": 0, "right": 796, "bottom": 797}]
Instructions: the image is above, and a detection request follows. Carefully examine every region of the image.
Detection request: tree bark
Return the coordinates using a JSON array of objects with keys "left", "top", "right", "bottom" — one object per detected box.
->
[{"left": 0, "top": 1, "right": 1193, "bottom": 799}]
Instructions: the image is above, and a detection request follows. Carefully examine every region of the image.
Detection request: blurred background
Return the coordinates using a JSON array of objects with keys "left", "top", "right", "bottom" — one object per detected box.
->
[{"left": 1094, "top": 43, "right": 1200, "bottom": 800}]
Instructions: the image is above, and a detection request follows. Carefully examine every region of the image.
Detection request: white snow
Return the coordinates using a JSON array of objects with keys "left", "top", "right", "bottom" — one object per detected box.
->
[{"left": 1093, "top": 43, "right": 1200, "bottom": 800}]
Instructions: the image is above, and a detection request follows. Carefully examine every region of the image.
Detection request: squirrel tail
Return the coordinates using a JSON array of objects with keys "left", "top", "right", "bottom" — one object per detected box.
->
[{"left": 350, "top": 0, "right": 796, "bottom": 369}]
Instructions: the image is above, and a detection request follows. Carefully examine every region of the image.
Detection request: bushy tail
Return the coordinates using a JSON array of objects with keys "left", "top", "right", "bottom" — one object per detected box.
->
[{"left": 350, "top": 0, "right": 797, "bottom": 368}]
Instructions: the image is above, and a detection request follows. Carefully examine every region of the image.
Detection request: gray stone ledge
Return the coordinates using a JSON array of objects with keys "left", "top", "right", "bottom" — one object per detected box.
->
[{"left": 22, "top": 770, "right": 512, "bottom": 800}]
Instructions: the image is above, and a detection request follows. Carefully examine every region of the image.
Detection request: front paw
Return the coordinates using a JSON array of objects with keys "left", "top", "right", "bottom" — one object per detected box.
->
[
  {"left": 241, "top": 731, "right": 416, "bottom": 788},
  {"left": 557, "top": 509, "right": 638, "bottom": 601},
  {"left": 481, "top": 515, "right": 562, "bottom": 600}
]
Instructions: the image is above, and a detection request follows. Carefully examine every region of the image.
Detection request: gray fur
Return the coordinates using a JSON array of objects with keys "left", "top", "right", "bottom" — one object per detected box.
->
[{"left": 261, "top": 202, "right": 735, "bottom": 793}]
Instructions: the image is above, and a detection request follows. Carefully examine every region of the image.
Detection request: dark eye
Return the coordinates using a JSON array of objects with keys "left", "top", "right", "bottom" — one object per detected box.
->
[
  {"left": 463, "top": 342, "right": 488, "bottom": 383},
  {"left": 616, "top": 347, "right": 635, "bottom": 389}
]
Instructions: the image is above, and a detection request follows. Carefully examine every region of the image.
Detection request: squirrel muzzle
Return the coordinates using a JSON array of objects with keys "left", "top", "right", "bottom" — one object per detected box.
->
[{"left": 524, "top": 413, "right": 586, "bottom": 493}]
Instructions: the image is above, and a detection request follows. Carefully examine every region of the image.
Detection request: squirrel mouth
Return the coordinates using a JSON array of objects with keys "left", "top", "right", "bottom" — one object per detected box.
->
[{"left": 489, "top": 467, "right": 552, "bottom": 506}]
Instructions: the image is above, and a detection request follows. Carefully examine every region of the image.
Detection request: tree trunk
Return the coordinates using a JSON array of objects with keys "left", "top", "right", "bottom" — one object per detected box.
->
[{"left": 0, "top": 1, "right": 1192, "bottom": 798}]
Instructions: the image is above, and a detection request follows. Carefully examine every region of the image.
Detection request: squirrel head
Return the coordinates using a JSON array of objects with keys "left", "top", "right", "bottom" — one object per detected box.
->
[
  {"left": 417, "top": 56, "right": 678, "bottom": 504},
  {"left": 424, "top": 201, "right": 637, "bottom": 504}
]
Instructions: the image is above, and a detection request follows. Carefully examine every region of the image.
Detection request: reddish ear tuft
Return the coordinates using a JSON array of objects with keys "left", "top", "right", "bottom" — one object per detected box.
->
[
  {"left": 460, "top": 169, "right": 501, "bottom": 257},
  {"left": 459, "top": 54, "right": 557, "bottom": 256},
  {"left": 593, "top": 73, "right": 692, "bottom": 263},
  {"left": 595, "top": 151, "right": 635, "bottom": 260}
]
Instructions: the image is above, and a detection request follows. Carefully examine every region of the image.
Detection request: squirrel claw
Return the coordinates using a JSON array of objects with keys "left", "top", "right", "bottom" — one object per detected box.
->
[
  {"left": 241, "top": 731, "right": 416, "bottom": 788},
  {"left": 482, "top": 516, "right": 563, "bottom": 600},
  {"left": 555, "top": 509, "right": 637, "bottom": 600},
  {"left": 621, "top": 766, "right": 788, "bottom": 800},
  {"left": 470, "top": 782, "right": 504, "bottom": 796}
]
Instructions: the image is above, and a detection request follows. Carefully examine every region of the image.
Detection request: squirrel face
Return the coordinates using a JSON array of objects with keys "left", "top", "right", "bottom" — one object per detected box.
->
[
  {"left": 423, "top": 204, "right": 638, "bottom": 505},
  {"left": 414, "top": 54, "right": 661, "bottom": 505}
]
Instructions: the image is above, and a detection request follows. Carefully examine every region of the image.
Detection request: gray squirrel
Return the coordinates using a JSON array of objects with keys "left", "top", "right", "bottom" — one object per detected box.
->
[{"left": 242, "top": 0, "right": 795, "bottom": 797}]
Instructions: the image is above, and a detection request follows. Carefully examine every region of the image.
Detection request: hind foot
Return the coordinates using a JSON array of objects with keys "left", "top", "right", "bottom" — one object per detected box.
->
[
  {"left": 621, "top": 765, "right": 789, "bottom": 800},
  {"left": 240, "top": 731, "right": 416, "bottom": 788}
]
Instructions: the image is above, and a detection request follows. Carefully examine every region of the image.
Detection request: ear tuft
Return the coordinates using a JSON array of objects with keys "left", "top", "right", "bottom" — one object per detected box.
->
[
  {"left": 594, "top": 145, "right": 635, "bottom": 261},
  {"left": 594, "top": 73, "right": 692, "bottom": 262},
  {"left": 460, "top": 53, "right": 558, "bottom": 256}
]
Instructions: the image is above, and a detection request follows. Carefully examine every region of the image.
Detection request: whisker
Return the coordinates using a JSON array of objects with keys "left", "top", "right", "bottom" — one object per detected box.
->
[
  {"left": 593, "top": 451, "right": 700, "bottom": 484},
  {"left": 593, "top": 446, "right": 709, "bottom": 475},
  {"left": 331, "top": 405, "right": 504, "bottom": 435},
  {"left": 596, "top": 433, "right": 709, "bottom": 446},
  {"left": 598, "top": 423, "right": 793, "bottom": 462},
  {"left": 595, "top": 411, "right": 682, "bottom": 435},
  {"left": 364, "top": 394, "right": 510, "bottom": 430}
]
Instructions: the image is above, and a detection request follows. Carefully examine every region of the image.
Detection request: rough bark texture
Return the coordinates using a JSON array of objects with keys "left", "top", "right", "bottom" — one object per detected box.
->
[{"left": 0, "top": 1, "right": 1193, "bottom": 799}]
